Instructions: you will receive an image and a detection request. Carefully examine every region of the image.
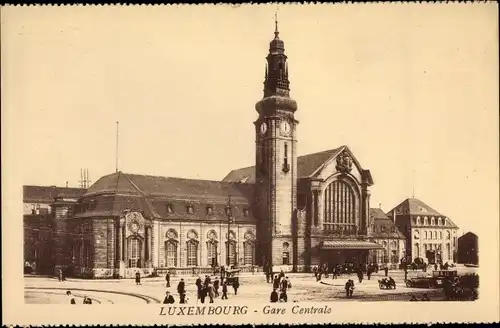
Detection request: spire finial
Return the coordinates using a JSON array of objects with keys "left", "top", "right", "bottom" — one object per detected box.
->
[{"left": 274, "top": 11, "right": 279, "bottom": 38}]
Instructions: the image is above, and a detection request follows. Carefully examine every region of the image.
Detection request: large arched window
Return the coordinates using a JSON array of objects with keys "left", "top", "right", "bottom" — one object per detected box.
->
[
  {"left": 165, "top": 240, "right": 177, "bottom": 267},
  {"left": 186, "top": 240, "right": 198, "bottom": 267},
  {"left": 323, "top": 179, "right": 357, "bottom": 233}
]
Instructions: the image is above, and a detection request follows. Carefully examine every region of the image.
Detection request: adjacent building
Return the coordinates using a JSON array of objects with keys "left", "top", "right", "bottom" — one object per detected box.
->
[
  {"left": 388, "top": 198, "right": 459, "bottom": 265},
  {"left": 368, "top": 208, "right": 406, "bottom": 269},
  {"left": 457, "top": 232, "right": 478, "bottom": 265}
]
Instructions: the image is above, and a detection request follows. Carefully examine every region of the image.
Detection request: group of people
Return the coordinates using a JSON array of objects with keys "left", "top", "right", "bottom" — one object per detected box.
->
[
  {"left": 162, "top": 270, "right": 240, "bottom": 304},
  {"left": 269, "top": 270, "right": 292, "bottom": 303},
  {"left": 312, "top": 262, "right": 390, "bottom": 282},
  {"left": 66, "top": 290, "right": 92, "bottom": 304}
]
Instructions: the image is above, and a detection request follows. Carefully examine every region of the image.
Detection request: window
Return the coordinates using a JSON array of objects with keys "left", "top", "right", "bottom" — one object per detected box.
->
[
  {"left": 439, "top": 231, "right": 442, "bottom": 239},
  {"left": 186, "top": 240, "right": 198, "bottom": 266},
  {"left": 243, "top": 207, "right": 249, "bottom": 217},
  {"left": 206, "top": 206, "right": 213, "bottom": 215},
  {"left": 207, "top": 241, "right": 217, "bottom": 267},
  {"left": 414, "top": 243, "right": 420, "bottom": 258},
  {"left": 424, "top": 217, "right": 428, "bottom": 225},
  {"left": 165, "top": 240, "right": 177, "bottom": 267},
  {"left": 129, "top": 238, "right": 141, "bottom": 268},
  {"left": 166, "top": 204, "right": 173, "bottom": 214},
  {"left": 323, "top": 179, "right": 357, "bottom": 232},
  {"left": 227, "top": 241, "right": 237, "bottom": 266},
  {"left": 282, "top": 252, "right": 290, "bottom": 265},
  {"left": 446, "top": 243, "right": 451, "bottom": 260},
  {"left": 187, "top": 205, "right": 194, "bottom": 214},
  {"left": 243, "top": 242, "right": 254, "bottom": 265},
  {"left": 447, "top": 231, "right": 451, "bottom": 240},
  {"left": 424, "top": 231, "right": 428, "bottom": 239},
  {"left": 392, "top": 241, "right": 397, "bottom": 249}
]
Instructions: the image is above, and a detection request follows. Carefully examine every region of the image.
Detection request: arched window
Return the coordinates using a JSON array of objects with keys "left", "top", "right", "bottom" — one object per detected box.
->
[
  {"left": 392, "top": 241, "right": 397, "bottom": 249},
  {"left": 446, "top": 231, "right": 451, "bottom": 239},
  {"left": 227, "top": 241, "right": 237, "bottom": 266},
  {"left": 431, "top": 217, "right": 435, "bottom": 225},
  {"left": 323, "top": 179, "right": 357, "bottom": 232},
  {"left": 243, "top": 242, "right": 255, "bottom": 265},
  {"left": 207, "top": 241, "right": 218, "bottom": 267},
  {"left": 165, "top": 240, "right": 177, "bottom": 267},
  {"left": 414, "top": 243, "right": 420, "bottom": 258},
  {"left": 282, "top": 242, "right": 290, "bottom": 265},
  {"left": 128, "top": 238, "right": 141, "bottom": 268},
  {"left": 424, "top": 217, "right": 428, "bottom": 225},
  {"left": 186, "top": 240, "right": 198, "bottom": 267}
]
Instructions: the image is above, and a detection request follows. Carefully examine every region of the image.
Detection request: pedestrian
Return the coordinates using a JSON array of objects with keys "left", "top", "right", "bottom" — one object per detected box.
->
[
  {"left": 270, "top": 288, "right": 279, "bottom": 303},
  {"left": 313, "top": 266, "right": 318, "bottom": 279},
  {"left": 384, "top": 266, "right": 389, "bottom": 277},
  {"left": 179, "top": 293, "right": 187, "bottom": 304},
  {"left": 357, "top": 270, "right": 363, "bottom": 283},
  {"left": 279, "top": 290, "right": 288, "bottom": 302},
  {"left": 273, "top": 275, "right": 280, "bottom": 290},
  {"left": 434, "top": 264, "right": 438, "bottom": 271},
  {"left": 83, "top": 295, "right": 92, "bottom": 304},
  {"left": 404, "top": 269, "right": 408, "bottom": 282},
  {"left": 421, "top": 293, "right": 430, "bottom": 301},
  {"left": 367, "top": 268, "right": 372, "bottom": 280},
  {"left": 66, "top": 291, "right": 76, "bottom": 304},
  {"left": 204, "top": 275, "right": 211, "bottom": 287},
  {"left": 200, "top": 285, "right": 207, "bottom": 304},
  {"left": 410, "top": 295, "right": 418, "bottom": 301},
  {"left": 208, "top": 283, "right": 215, "bottom": 303},
  {"left": 213, "top": 278, "right": 220, "bottom": 297},
  {"left": 58, "top": 268, "right": 63, "bottom": 282},
  {"left": 166, "top": 271, "right": 171, "bottom": 288},
  {"left": 221, "top": 281, "right": 228, "bottom": 300},
  {"left": 279, "top": 270, "right": 285, "bottom": 280},
  {"left": 344, "top": 280, "right": 352, "bottom": 298},
  {"left": 195, "top": 276, "right": 203, "bottom": 302},
  {"left": 232, "top": 279, "right": 240, "bottom": 295},
  {"left": 163, "top": 291, "right": 175, "bottom": 304},
  {"left": 286, "top": 276, "right": 292, "bottom": 290},
  {"left": 135, "top": 271, "right": 141, "bottom": 285},
  {"left": 280, "top": 276, "right": 288, "bottom": 293},
  {"left": 177, "top": 278, "right": 186, "bottom": 296}
]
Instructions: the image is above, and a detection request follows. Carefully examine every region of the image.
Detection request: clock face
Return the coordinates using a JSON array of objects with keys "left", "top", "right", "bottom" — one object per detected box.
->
[
  {"left": 260, "top": 122, "right": 268, "bottom": 135},
  {"left": 280, "top": 120, "right": 291, "bottom": 135}
]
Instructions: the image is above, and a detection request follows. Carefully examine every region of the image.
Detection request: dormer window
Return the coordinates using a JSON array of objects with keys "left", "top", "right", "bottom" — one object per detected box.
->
[
  {"left": 206, "top": 205, "right": 213, "bottom": 215},
  {"left": 166, "top": 203, "right": 174, "bottom": 214},
  {"left": 187, "top": 204, "right": 194, "bottom": 214}
]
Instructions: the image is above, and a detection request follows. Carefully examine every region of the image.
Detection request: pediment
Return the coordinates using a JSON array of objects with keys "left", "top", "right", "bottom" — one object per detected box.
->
[{"left": 311, "top": 146, "right": 371, "bottom": 185}]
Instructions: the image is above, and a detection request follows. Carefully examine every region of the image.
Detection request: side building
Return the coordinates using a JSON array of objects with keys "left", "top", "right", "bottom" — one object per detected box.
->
[
  {"left": 387, "top": 198, "right": 459, "bottom": 265},
  {"left": 368, "top": 208, "right": 406, "bottom": 269},
  {"left": 23, "top": 185, "right": 86, "bottom": 275},
  {"left": 457, "top": 232, "right": 478, "bottom": 265}
]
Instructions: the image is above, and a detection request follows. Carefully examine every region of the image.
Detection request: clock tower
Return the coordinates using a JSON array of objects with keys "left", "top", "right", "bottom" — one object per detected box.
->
[{"left": 254, "top": 16, "right": 298, "bottom": 271}]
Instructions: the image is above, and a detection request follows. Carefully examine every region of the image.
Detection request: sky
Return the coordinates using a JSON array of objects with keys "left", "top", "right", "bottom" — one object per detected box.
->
[{"left": 2, "top": 4, "right": 498, "bottom": 236}]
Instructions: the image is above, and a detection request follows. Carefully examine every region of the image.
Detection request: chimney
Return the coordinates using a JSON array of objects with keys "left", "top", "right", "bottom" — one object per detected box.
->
[{"left": 66, "top": 181, "right": 68, "bottom": 188}]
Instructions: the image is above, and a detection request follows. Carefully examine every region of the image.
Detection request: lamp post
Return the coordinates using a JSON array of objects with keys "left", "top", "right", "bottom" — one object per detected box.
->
[{"left": 225, "top": 194, "right": 233, "bottom": 267}]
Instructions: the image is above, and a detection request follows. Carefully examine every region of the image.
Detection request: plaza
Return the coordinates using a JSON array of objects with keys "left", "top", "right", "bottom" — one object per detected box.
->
[{"left": 24, "top": 265, "right": 478, "bottom": 305}]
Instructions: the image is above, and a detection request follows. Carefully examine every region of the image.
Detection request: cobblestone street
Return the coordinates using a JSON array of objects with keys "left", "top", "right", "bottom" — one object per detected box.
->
[{"left": 24, "top": 268, "right": 470, "bottom": 304}]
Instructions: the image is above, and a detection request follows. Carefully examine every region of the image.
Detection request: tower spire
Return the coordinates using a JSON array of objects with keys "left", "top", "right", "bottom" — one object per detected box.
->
[{"left": 274, "top": 11, "right": 279, "bottom": 38}]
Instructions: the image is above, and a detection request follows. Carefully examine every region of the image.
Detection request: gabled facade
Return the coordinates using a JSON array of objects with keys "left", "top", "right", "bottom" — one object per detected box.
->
[{"left": 388, "top": 198, "right": 459, "bottom": 264}]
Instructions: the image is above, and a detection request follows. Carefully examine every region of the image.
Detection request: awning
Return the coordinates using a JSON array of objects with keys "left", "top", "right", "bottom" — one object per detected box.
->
[{"left": 321, "top": 240, "right": 384, "bottom": 250}]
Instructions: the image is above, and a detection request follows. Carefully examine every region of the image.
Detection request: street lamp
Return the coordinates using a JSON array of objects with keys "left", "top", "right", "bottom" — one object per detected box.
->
[{"left": 225, "top": 194, "right": 233, "bottom": 267}]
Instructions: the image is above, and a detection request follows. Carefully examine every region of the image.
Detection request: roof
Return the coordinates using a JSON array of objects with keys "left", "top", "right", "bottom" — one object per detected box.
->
[
  {"left": 389, "top": 198, "right": 445, "bottom": 217},
  {"left": 369, "top": 208, "right": 406, "bottom": 239},
  {"left": 23, "top": 185, "right": 87, "bottom": 203},
  {"left": 387, "top": 198, "right": 459, "bottom": 229},
  {"left": 85, "top": 172, "right": 254, "bottom": 202},
  {"left": 222, "top": 146, "right": 345, "bottom": 183},
  {"left": 322, "top": 240, "right": 384, "bottom": 250},
  {"left": 78, "top": 172, "right": 256, "bottom": 223},
  {"left": 459, "top": 232, "right": 478, "bottom": 241}
]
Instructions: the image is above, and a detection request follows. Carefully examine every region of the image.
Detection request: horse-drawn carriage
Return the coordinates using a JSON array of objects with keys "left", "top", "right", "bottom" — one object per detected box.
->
[{"left": 378, "top": 277, "right": 396, "bottom": 289}]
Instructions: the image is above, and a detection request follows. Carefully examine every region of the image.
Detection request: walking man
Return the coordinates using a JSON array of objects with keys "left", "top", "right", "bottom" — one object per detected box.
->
[{"left": 166, "top": 271, "right": 171, "bottom": 288}]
